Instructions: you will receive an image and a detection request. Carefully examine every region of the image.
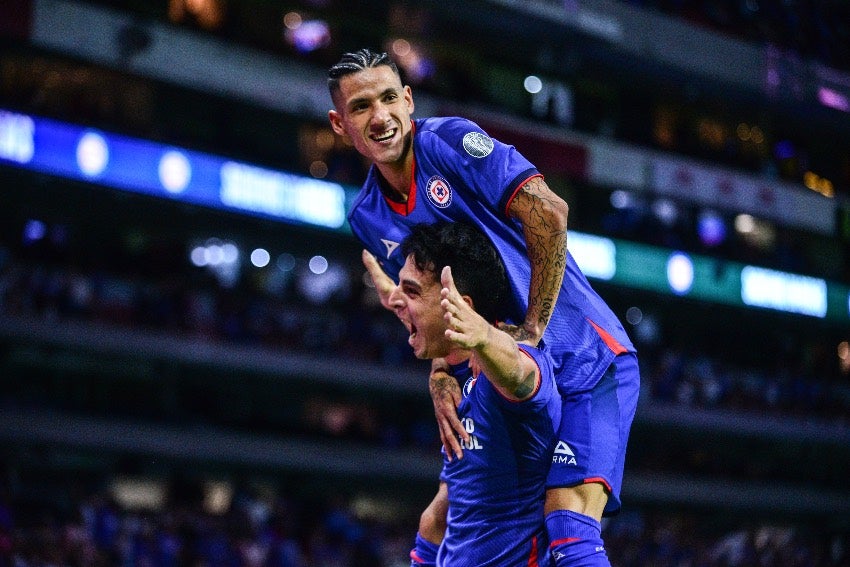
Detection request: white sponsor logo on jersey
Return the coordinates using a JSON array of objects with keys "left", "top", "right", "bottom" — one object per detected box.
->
[
  {"left": 458, "top": 417, "right": 483, "bottom": 450},
  {"left": 553, "top": 440, "right": 577, "bottom": 465},
  {"left": 380, "top": 238, "right": 400, "bottom": 258},
  {"left": 462, "top": 131, "right": 494, "bottom": 158}
]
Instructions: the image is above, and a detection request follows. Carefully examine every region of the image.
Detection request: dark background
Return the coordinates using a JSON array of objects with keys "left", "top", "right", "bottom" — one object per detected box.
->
[{"left": 1, "top": 0, "right": 849, "bottom": 565}]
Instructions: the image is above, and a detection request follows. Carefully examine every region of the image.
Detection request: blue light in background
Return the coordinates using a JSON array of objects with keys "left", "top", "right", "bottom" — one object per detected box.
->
[{"left": 0, "top": 108, "right": 351, "bottom": 231}]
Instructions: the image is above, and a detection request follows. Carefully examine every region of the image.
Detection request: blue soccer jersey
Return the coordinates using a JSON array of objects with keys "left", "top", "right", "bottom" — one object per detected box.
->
[
  {"left": 348, "top": 116, "right": 636, "bottom": 392},
  {"left": 349, "top": 116, "right": 640, "bottom": 516},
  {"left": 436, "top": 346, "right": 559, "bottom": 567}
]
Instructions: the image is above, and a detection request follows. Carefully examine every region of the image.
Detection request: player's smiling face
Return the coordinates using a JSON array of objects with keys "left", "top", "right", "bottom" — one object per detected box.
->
[
  {"left": 389, "top": 254, "right": 452, "bottom": 360},
  {"left": 329, "top": 65, "right": 414, "bottom": 169}
]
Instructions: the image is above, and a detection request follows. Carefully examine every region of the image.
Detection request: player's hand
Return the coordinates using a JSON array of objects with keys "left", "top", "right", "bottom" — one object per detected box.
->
[
  {"left": 430, "top": 360, "right": 467, "bottom": 461},
  {"left": 496, "top": 322, "right": 540, "bottom": 347},
  {"left": 362, "top": 249, "right": 396, "bottom": 311},
  {"left": 440, "top": 266, "right": 489, "bottom": 349}
]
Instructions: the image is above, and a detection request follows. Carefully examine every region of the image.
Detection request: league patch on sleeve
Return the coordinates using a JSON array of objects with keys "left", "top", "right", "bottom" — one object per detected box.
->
[{"left": 462, "top": 131, "right": 494, "bottom": 158}]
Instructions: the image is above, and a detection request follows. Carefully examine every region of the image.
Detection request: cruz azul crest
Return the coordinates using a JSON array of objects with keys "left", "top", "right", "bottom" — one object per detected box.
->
[{"left": 425, "top": 175, "right": 452, "bottom": 209}]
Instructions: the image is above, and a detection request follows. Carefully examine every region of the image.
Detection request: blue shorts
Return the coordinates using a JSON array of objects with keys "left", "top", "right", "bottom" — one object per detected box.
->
[{"left": 546, "top": 352, "right": 640, "bottom": 516}]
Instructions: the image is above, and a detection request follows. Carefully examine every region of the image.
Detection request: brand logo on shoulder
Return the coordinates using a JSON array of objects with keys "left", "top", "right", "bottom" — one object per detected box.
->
[
  {"left": 380, "top": 238, "right": 400, "bottom": 258},
  {"left": 462, "top": 131, "right": 494, "bottom": 158},
  {"left": 425, "top": 175, "right": 452, "bottom": 209}
]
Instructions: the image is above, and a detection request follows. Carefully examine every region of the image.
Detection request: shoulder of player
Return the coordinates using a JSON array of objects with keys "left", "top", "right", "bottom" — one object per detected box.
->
[
  {"left": 346, "top": 169, "right": 377, "bottom": 213},
  {"left": 416, "top": 116, "right": 486, "bottom": 143},
  {"left": 519, "top": 344, "right": 554, "bottom": 372},
  {"left": 345, "top": 167, "right": 386, "bottom": 227},
  {"left": 415, "top": 117, "right": 497, "bottom": 167}
]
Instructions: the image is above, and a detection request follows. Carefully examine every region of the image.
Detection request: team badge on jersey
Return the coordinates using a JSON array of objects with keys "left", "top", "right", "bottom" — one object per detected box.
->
[
  {"left": 425, "top": 175, "right": 452, "bottom": 208},
  {"left": 462, "top": 131, "right": 494, "bottom": 158},
  {"left": 463, "top": 376, "right": 478, "bottom": 397}
]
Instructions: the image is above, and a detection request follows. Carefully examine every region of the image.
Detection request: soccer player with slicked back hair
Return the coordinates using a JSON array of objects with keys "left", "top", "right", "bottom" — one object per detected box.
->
[{"left": 329, "top": 48, "right": 639, "bottom": 566}]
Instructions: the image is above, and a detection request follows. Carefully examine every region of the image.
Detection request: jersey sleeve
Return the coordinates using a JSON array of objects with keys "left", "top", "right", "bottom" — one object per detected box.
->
[
  {"left": 485, "top": 345, "right": 556, "bottom": 414},
  {"left": 418, "top": 117, "right": 540, "bottom": 219}
]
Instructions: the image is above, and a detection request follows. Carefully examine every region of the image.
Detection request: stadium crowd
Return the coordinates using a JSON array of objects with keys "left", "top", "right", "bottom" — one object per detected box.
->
[
  {"left": 1, "top": 240, "right": 847, "bottom": 428},
  {"left": 0, "top": 179, "right": 846, "bottom": 567},
  {"left": 2, "top": 474, "right": 848, "bottom": 566},
  {"left": 620, "top": 0, "right": 850, "bottom": 73}
]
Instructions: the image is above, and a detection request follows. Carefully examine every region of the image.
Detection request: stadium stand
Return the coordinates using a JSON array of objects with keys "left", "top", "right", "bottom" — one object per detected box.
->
[{"left": 1, "top": 0, "right": 848, "bottom": 565}]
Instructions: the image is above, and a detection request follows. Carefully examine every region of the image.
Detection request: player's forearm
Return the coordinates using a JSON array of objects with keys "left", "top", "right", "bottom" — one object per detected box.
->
[
  {"left": 474, "top": 326, "right": 537, "bottom": 400},
  {"left": 523, "top": 217, "right": 566, "bottom": 337},
  {"left": 511, "top": 178, "right": 569, "bottom": 340}
]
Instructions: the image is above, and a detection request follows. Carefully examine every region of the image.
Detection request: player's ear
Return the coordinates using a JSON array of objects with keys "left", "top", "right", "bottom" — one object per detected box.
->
[
  {"left": 328, "top": 109, "right": 346, "bottom": 136},
  {"left": 404, "top": 85, "right": 414, "bottom": 115}
]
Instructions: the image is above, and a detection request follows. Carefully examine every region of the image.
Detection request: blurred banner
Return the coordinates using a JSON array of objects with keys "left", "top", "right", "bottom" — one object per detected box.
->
[{"left": 0, "top": 108, "right": 351, "bottom": 230}]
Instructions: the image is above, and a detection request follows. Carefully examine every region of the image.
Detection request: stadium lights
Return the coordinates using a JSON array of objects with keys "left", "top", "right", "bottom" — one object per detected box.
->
[
  {"left": 3, "top": 107, "right": 848, "bottom": 323},
  {"left": 0, "top": 109, "right": 351, "bottom": 231}
]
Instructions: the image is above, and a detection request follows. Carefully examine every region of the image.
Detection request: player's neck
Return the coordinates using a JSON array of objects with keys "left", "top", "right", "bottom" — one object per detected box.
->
[
  {"left": 376, "top": 172, "right": 408, "bottom": 203},
  {"left": 444, "top": 350, "right": 471, "bottom": 367},
  {"left": 376, "top": 161, "right": 413, "bottom": 203}
]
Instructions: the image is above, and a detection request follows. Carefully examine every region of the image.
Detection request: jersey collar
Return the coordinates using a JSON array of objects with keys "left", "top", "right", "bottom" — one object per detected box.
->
[{"left": 382, "top": 120, "right": 417, "bottom": 216}]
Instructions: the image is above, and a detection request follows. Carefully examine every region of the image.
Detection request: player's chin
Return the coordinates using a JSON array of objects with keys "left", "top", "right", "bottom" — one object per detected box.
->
[
  {"left": 372, "top": 143, "right": 403, "bottom": 163},
  {"left": 412, "top": 344, "right": 428, "bottom": 360},
  {"left": 408, "top": 332, "right": 424, "bottom": 357}
]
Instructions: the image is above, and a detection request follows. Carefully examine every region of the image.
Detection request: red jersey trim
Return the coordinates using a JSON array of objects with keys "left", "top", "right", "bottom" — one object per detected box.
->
[
  {"left": 503, "top": 173, "right": 545, "bottom": 217},
  {"left": 550, "top": 537, "right": 581, "bottom": 547},
  {"left": 384, "top": 120, "right": 417, "bottom": 216},
  {"left": 583, "top": 476, "right": 613, "bottom": 493},
  {"left": 587, "top": 318, "right": 628, "bottom": 356},
  {"left": 527, "top": 534, "right": 540, "bottom": 567}
]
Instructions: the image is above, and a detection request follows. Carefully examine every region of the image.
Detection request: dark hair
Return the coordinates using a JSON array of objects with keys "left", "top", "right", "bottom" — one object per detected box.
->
[
  {"left": 327, "top": 48, "right": 401, "bottom": 99},
  {"left": 401, "top": 222, "right": 508, "bottom": 323}
]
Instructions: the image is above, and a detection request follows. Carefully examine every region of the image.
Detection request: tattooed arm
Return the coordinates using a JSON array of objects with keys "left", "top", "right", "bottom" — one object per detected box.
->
[
  {"left": 441, "top": 266, "right": 541, "bottom": 401},
  {"left": 430, "top": 176, "right": 566, "bottom": 457},
  {"left": 430, "top": 358, "right": 467, "bottom": 460},
  {"left": 505, "top": 176, "right": 569, "bottom": 346}
]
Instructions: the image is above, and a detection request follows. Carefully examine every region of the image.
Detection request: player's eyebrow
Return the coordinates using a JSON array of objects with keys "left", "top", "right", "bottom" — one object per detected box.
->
[
  {"left": 347, "top": 87, "right": 399, "bottom": 110},
  {"left": 399, "top": 277, "right": 422, "bottom": 292}
]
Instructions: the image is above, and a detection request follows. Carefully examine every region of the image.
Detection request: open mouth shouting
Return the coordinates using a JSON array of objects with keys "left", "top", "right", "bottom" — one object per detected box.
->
[
  {"left": 396, "top": 312, "right": 418, "bottom": 347},
  {"left": 401, "top": 318, "right": 417, "bottom": 346}
]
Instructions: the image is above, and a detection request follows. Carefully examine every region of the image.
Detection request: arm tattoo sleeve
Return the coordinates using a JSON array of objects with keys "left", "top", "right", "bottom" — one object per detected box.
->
[{"left": 509, "top": 177, "right": 568, "bottom": 336}]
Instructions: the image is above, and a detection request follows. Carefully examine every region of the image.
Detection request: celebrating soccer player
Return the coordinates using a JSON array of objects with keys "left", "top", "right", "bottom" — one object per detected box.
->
[{"left": 329, "top": 48, "right": 639, "bottom": 566}]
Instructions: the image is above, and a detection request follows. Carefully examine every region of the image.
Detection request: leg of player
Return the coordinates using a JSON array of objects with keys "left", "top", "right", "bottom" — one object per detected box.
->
[
  {"left": 544, "top": 353, "right": 640, "bottom": 566},
  {"left": 545, "top": 483, "right": 611, "bottom": 566},
  {"left": 410, "top": 482, "right": 448, "bottom": 566}
]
